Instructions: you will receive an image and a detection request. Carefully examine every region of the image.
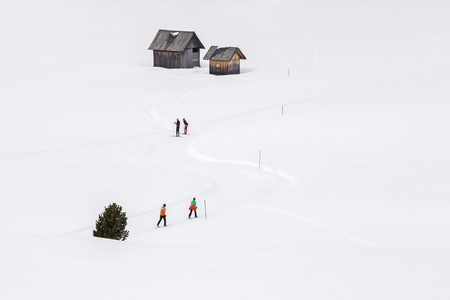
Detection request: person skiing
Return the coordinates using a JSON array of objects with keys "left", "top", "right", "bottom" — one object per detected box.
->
[
  {"left": 188, "top": 197, "right": 197, "bottom": 219},
  {"left": 157, "top": 204, "right": 167, "bottom": 227},
  {"left": 174, "top": 118, "right": 180, "bottom": 136},
  {"left": 183, "top": 118, "right": 189, "bottom": 134}
]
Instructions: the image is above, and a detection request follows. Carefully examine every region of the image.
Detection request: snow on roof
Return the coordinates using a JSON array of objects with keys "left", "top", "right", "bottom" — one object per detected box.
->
[{"left": 148, "top": 29, "right": 205, "bottom": 52}]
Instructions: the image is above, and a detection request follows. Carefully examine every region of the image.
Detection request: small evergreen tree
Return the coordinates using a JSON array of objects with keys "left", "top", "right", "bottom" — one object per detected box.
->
[{"left": 93, "top": 203, "right": 129, "bottom": 241}]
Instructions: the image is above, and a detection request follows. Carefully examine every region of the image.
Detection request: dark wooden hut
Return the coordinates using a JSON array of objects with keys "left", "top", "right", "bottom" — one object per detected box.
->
[
  {"left": 203, "top": 46, "right": 246, "bottom": 75},
  {"left": 148, "top": 30, "right": 205, "bottom": 69}
]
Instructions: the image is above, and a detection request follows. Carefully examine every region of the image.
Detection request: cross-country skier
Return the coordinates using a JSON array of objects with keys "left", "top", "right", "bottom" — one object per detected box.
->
[
  {"left": 188, "top": 197, "right": 197, "bottom": 218},
  {"left": 174, "top": 119, "right": 180, "bottom": 136},
  {"left": 183, "top": 118, "right": 188, "bottom": 134},
  {"left": 157, "top": 204, "right": 167, "bottom": 227}
]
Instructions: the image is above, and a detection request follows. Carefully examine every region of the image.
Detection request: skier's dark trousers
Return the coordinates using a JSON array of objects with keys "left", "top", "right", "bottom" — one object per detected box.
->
[
  {"left": 157, "top": 215, "right": 166, "bottom": 227},
  {"left": 189, "top": 209, "right": 197, "bottom": 218}
]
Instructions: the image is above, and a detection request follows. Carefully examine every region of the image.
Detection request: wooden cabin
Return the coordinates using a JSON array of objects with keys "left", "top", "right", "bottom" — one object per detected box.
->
[
  {"left": 148, "top": 30, "right": 205, "bottom": 69},
  {"left": 203, "top": 46, "right": 246, "bottom": 75}
]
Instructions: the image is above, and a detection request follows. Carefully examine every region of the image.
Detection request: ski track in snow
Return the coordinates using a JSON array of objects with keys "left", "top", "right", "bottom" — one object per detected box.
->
[
  {"left": 0, "top": 133, "right": 158, "bottom": 159},
  {"left": 281, "top": 0, "right": 321, "bottom": 73},
  {"left": 145, "top": 107, "right": 172, "bottom": 130},
  {"left": 186, "top": 142, "right": 297, "bottom": 188},
  {"left": 251, "top": 203, "right": 379, "bottom": 248},
  {"left": 416, "top": 101, "right": 450, "bottom": 152},
  {"left": 191, "top": 68, "right": 446, "bottom": 124},
  {"left": 144, "top": 90, "right": 194, "bottom": 131}
]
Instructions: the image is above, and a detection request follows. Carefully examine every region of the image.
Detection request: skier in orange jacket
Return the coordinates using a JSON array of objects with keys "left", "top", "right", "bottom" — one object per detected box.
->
[{"left": 157, "top": 204, "right": 167, "bottom": 227}]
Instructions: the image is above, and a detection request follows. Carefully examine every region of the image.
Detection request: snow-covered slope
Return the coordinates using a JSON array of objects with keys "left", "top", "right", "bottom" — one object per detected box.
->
[{"left": 1, "top": 0, "right": 449, "bottom": 299}]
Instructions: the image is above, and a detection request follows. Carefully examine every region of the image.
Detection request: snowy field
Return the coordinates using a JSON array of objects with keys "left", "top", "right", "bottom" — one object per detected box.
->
[{"left": 1, "top": 0, "right": 450, "bottom": 299}]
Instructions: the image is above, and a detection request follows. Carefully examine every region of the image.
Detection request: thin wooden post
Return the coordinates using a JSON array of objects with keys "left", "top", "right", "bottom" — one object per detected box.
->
[
  {"left": 259, "top": 151, "right": 261, "bottom": 169},
  {"left": 282, "top": 105, "right": 284, "bottom": 115},
  {"left": 288, "top": 68, "right": 290, "bottom": 76},
  {"left": 204, "top": 199, "right": 207, "bottom": 219}
]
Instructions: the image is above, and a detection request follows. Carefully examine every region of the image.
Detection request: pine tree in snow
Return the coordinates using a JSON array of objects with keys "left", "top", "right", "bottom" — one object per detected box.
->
[{"left": 93, "top": 203, "right": 129, "bottom": 241}]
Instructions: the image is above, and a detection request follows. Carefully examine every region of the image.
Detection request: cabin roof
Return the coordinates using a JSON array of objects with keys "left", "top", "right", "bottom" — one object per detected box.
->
[
  {"left": 203, "top": 46, "right": 246, "bottom": 61},
  {"left": 148, "top": 30, "right": 205, "bottom": 52}
]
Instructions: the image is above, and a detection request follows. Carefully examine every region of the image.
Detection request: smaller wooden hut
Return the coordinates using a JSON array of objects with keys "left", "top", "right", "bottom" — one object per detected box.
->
[
  {"left": 148, "top": 30, "right": 205, "bottom": 69},
  {"left": 203, "top": 46, "right": 246, "bottom": 75}
]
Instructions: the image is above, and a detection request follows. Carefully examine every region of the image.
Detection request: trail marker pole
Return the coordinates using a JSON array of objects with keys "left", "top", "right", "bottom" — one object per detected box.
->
[
  {"left": 204, "top": 199, "right": 207, "bottom": 219},
  {"left": 259, "top": 151, "right": 261, "bottom": 169},
  {"left": 282, "top": 105, "right": 284, "bottom": 115}
]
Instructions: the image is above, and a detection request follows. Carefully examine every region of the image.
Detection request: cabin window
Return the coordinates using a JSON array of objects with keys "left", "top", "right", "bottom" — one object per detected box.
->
[
  {"left": 193, "top": 48, "right": 199, "bottom": 53},
  {"left": 215, "top": 63, "right": 220, "bottom": 69}
]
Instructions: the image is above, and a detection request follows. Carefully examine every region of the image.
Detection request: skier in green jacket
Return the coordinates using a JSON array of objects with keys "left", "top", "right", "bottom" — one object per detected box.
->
[{"left": 188, "top": 197, "right": 197, "bottom": 219}]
